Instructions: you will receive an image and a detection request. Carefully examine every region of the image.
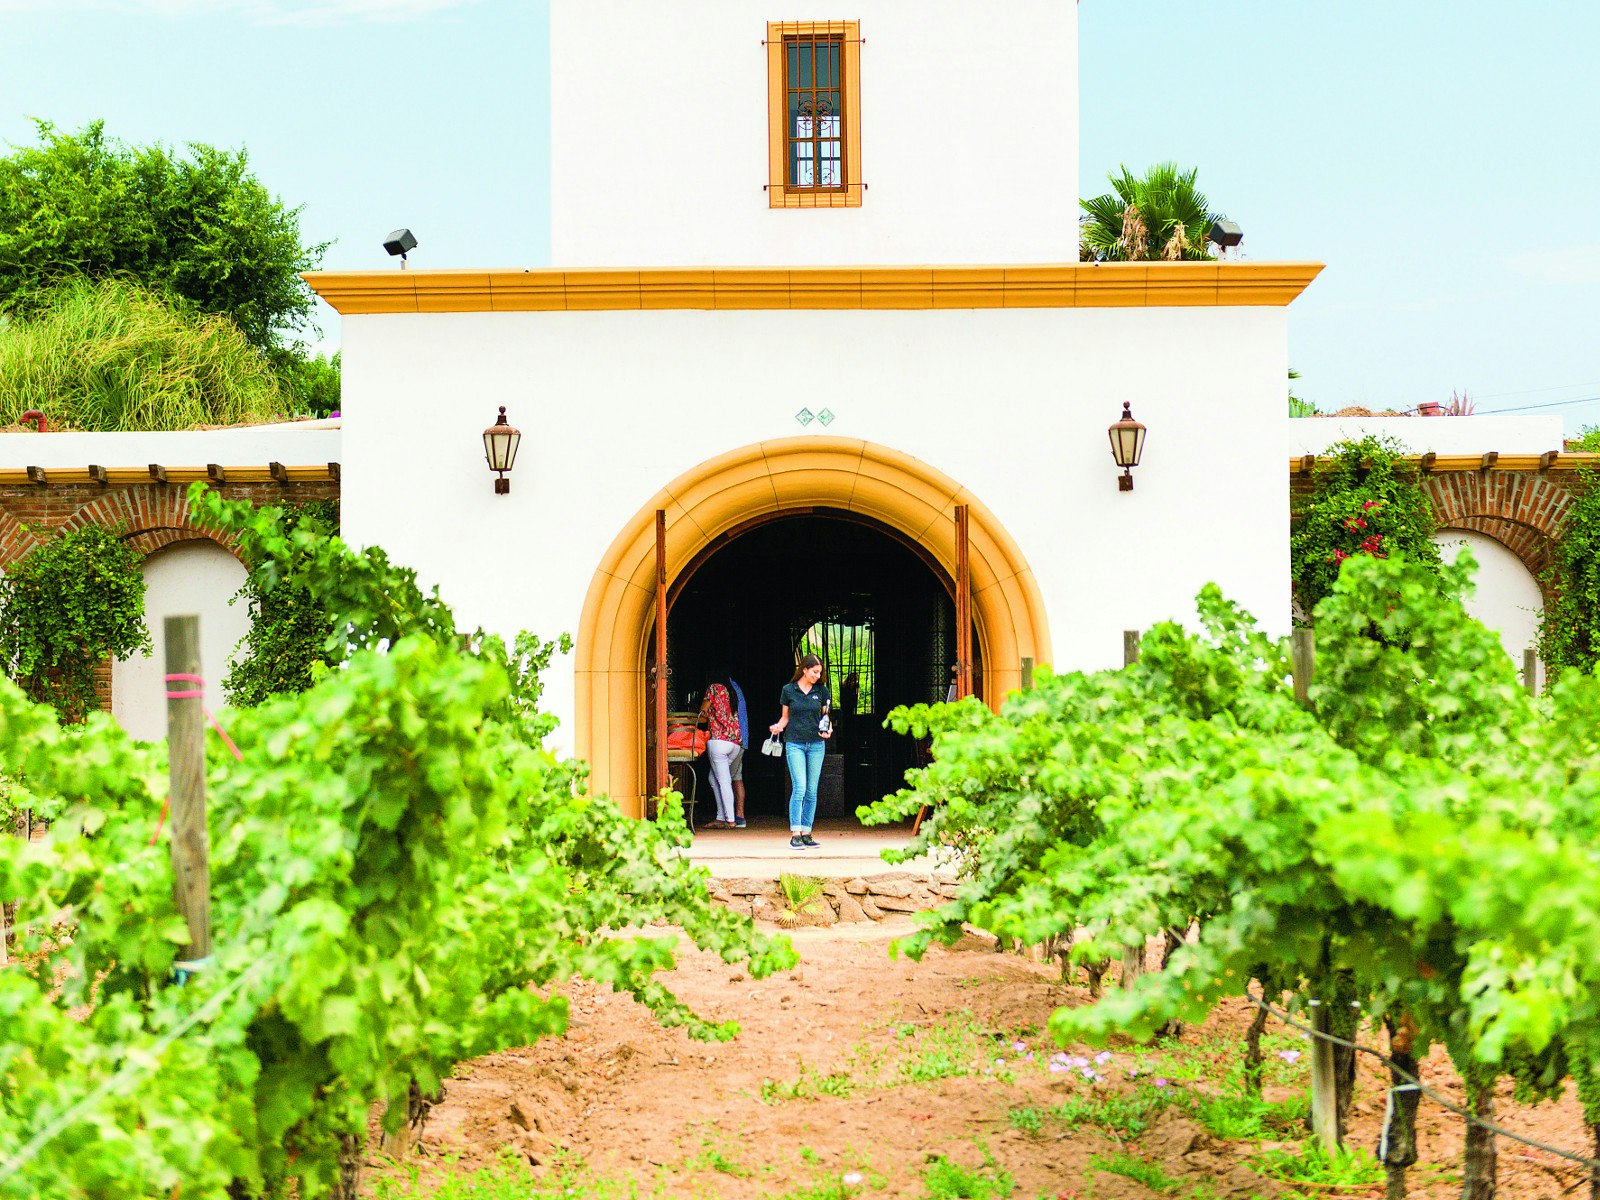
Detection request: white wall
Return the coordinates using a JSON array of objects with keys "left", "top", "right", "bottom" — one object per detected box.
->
[
  {"left": 339, "top": 304, "right": 1288, "bottom": 753},
  {"left": 112, "top": 540, "right": 251, "bottom": 743},
  {"left": 549, "top": 0, "right": 1079, "bottom": 267},
  {"left": 1433, "top": 530, "right": 1545, "bottom": 690},
  {"left": 1289, "top": 415, "right": 1563, "bottom": 458}
]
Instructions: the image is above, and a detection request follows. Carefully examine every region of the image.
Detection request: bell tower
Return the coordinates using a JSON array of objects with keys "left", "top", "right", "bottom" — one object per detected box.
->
[{"left": 549, "top": 0, "right": 1080, "bottom": 268}]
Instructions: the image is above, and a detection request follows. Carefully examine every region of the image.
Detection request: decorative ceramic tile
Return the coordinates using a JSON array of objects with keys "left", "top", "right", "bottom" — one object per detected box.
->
[{"left": 795, "top": 407, "right": 815, "bottom": 426}]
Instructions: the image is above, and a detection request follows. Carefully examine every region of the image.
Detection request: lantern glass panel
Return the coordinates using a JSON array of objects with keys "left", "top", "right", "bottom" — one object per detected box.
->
[
  {"left": 485, "top": 427, "right": 521, "bottom": 472},
  {"left": 1109, "top": 424, "right": 1145, "bottom": 468}
]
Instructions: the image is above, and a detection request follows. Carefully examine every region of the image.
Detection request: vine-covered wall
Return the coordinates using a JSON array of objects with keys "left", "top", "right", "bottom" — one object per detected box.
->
[{"left": 0, "top": 477, "right": 337, "bottom": 716}]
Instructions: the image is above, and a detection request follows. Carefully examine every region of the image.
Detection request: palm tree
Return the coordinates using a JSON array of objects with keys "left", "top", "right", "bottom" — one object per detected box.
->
[{"left": 1079, "top": 163, "right": 1226, "bottom": 262}]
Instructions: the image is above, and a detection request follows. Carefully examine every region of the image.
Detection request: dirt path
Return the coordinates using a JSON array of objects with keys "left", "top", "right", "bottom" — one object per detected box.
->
[{"left": 366, "top": 920, "right": 1594, "bottom": 1198}]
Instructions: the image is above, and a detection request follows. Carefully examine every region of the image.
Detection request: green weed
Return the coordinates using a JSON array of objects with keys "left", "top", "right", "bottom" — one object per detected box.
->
[
  {"left": 687, "top": 1143, "right": 751, "bottom": 1177},
  {"left": 1008, "top": 1106, "right": 1045, "bottom": 1137},
  {"left": 1051, "top": 1085, "right": 1187, "bottom": 1137},
  {"left": 897, "top": 1016, "right": 985, "bottom": 1083},
  {"left": 1251, "top": 1141, "right": 1383, "bottom": 1187},
  {"left": 371, "top": 1150, "right": 646, "bottom": 1199},
  {"left": 1192, "top": 1089, "right": 1306, "bottom": 1140},
  {"left": 1087, "top": 1151, "right": 1178, "bottom": 1193},
  {"left": 923, "top": 1154, "right": 1015, "bottom": 1199},
  {"left": 760, "top": 1065, "right": 858, "bottom": 1103}
]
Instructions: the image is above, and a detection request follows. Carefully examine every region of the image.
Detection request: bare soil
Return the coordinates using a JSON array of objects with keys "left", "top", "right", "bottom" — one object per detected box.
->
[{"left": 365, "top": 918, "right": 1595, "bottom": 1198}]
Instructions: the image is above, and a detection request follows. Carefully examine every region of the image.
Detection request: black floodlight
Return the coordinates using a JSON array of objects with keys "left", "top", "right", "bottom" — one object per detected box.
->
[
  {"left": 1207, "top": 219, "right": 1243, "bottom": 248},
  {"left": 383, "top": 228, "right": 418, "bottom": 266}
]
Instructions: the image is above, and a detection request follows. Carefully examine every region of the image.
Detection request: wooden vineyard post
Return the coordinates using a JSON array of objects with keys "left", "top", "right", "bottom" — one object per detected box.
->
[
  {"left": 165, "top": 615, "right": 213, "bottom": 974},
  {"left": 1292, "top": 626, "right": 1339, "bottom": 1149},
  {"left": 1523, "top": 648, "right": 1538, "bottom": 696},
  {"left": 1120, "top": 630, "right": 1145, "bottom": 988},
  {"left": 0, "top": 807, "right": 22, "bottom": 966}
]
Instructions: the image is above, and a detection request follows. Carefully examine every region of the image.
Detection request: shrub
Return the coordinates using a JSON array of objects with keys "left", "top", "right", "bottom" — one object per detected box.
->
[
  {"left": 1290, "top": 435, "right": 1441, "bottom": 618},
  {"left": 0, "top": 277, "right": 287, "bottom": 430},
  {"left": 0, "top": 523, "right": 149, "bottom": 722}
]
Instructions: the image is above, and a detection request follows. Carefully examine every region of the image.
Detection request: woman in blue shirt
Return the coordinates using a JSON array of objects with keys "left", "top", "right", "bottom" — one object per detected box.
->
[{"left": 769, "top": 653, "right": 831, "bottom": 850}]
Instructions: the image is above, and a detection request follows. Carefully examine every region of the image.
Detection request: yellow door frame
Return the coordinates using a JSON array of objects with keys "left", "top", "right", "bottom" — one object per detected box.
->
[{"left": 574, "top": 437, "right": 1052, "bottom": 817}]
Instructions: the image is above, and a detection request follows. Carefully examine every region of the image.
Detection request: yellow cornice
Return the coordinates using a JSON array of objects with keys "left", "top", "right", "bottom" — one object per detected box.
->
[
  {"left": 304, "top": 262, "right": 1324, "bottom": 315},
  {"left": 1289, "top": 452, "right": 1600, "bottom": 476}
]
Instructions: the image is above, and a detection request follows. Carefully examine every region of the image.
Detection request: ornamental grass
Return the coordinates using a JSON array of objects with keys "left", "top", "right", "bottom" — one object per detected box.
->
[{"left": 0, "top": 276, "right": 287, "bottom": 431}]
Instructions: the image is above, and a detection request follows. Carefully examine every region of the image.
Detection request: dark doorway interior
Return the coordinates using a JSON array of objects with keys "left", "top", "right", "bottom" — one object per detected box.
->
[{"left": 664, "top": 512, "right": 979, "bottom": 822}]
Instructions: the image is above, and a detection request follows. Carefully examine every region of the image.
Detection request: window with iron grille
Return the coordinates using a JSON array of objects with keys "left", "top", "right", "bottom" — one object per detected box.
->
[
  {"left": 766, "top": 21, "right": 862, "bottom": 208},
  {"left": 785, "top": 34, "right": 844, "bottom": 190}
]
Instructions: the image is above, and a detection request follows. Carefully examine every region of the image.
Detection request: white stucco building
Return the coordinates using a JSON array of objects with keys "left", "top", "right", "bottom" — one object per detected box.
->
[{"left": 305, "top": 1, "right": 1321, "bottom": 818}]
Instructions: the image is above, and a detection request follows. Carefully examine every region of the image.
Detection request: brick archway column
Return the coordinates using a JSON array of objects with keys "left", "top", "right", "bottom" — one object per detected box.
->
[
  {"left": 1422, "top": 472, "right": 1573, "bottom": 601},
  {"left": 63, "top": 486, "right": 244, "bottom": 562},
  {"left": 575, "top": 437, "right": 1053, "bottom": 819},
  {"left": 0, "top": 508, "right": 40, "bottom": 571}
]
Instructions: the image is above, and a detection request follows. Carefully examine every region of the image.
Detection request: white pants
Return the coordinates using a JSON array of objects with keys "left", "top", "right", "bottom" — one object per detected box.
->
[{"left": 707, "top": 738, "right": 740, "bottom": 824}]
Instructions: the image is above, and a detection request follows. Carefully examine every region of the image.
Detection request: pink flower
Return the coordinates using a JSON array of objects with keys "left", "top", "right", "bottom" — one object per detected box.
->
[
  {"left": 1154, "top": 1078, "right": 1170, "bottom": 1088},
  {"left": 1278, "top": 1049, "right": 1302, "bottom": 1064}
]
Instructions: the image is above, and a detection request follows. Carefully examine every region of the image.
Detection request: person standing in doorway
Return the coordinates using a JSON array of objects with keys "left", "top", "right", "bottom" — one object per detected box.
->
[
  {"left": 699, "top": 671, "right": 742, "bottom": 829},
  {"left": 770, "top": 653, "right": 830, "bottom": 850},
  {"left": 728, "top": 675, "right": 750, "bottom": 827}
]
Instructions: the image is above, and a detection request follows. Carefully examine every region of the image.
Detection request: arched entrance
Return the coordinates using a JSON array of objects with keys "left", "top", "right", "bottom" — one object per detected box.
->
[
  {"left": 666, "top": 510, "right": 979, "bottom": 823},
  {"left": 575, "top": 437, "right": 1051, "bottom": 818}
]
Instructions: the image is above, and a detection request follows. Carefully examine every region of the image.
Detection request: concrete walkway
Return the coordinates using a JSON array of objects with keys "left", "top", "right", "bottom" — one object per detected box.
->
[{"left": 684, "top": 816, "right": 958, "bottom": 880}]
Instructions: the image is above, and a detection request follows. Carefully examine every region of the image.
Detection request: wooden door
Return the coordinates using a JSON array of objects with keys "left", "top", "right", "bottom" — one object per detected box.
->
[
  {"left": 955, "top": 504, "right": 972, "bottom": 700},
  {"left": 652, "top": 509, "right": 668, "bottom": 800}
]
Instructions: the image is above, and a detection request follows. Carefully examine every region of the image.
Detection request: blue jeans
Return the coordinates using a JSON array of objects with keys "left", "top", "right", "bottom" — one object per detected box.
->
[{"left": 784, "top": 740, "right": 825, "bottom": 833}]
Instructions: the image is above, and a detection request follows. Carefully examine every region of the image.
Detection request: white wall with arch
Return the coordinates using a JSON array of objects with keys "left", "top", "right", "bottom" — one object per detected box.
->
[
  {"left": 1432, "top": 530, "right": 1545, "bottom": 689},
  {"left": 112, "top": 540, "right": 250, "bottom": 743}
]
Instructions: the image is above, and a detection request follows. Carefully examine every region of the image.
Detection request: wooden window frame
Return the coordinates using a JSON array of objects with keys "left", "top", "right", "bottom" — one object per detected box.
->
[{"left": 766, "top": 20, "right": 863, "bottom": 209}]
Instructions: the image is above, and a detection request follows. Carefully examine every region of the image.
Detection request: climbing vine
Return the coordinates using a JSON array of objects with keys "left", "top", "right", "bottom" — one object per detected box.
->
[
  {"left": 222, "top": 498, "right": 339, "bottom": 707},
  {"left": 1538, "top": 466, "right": 1600, "bottom": 679},
  {"left": 1290, "top": 435, "right": 1441, "bottom": 619},
  {"left": 0, "top": 523, "right": 149, "bottom": 723}
]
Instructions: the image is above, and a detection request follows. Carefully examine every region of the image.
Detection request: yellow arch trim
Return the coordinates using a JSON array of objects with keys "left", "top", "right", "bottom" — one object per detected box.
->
[{"left": 575, "top": 437, "right": 1053, "bottom": 818}]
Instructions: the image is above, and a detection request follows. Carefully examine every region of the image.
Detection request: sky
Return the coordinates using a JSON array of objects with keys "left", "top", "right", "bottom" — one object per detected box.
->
[{"left": 2, "top": 0, "right": 1597, "bottom": 433}]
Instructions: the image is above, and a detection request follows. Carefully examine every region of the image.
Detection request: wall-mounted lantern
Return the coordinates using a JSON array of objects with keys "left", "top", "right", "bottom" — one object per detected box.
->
[
  {"left": 1108, "top": 402, "right": 1147, "bottom": 492},
  {"left": 483, "top": 406, "right": 522, "bottom": 494}
]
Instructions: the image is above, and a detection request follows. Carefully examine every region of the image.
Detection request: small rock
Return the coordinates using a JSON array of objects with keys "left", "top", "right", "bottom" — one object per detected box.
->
[
  {"left": 709, "top": 888, "right": 733, "bottom": 904},
  {"left": 870, "top": 879, "right": 916, "bottom": 899},
  {"left": 1144, "top": 1113, "right": 1207, "bottom": 1159},
  {"left": 834, "top": 893, "right": 870, "bottom": 923},
  {"left": 728, "top": 973, "right": 746, "bottom": 984},
  {"left": 938, "top": 882, "right": 961, "bottom": 898},
  {"left": 510, "top": 1130, "right": 554, "bottom": 1166},
  {"left": 725, "top": 878, "right": 768, "bottom": 897},
  {"left": 822, "top": 881, "right": 845, "bottom": 900},
  {"left": 859, "top": 897, "right": 884, "bottom": 920},
  {"left": 870, "top": 895, "right": 926, "bottom": 913},
  {"left": 843, "top": 878, "right": 870, "bottom": 895}
]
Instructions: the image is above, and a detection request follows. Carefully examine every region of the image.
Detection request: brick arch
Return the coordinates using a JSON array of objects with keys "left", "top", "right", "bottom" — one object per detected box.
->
[
  {"left": 63, "top": 486, "right": 243, "bottom": 563},
  {"left": 1423, "top": 471, "right": 1572, "bottom": 581},
  {"left": 0, "top": 507, "right": 41, "bottom": 570}
]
